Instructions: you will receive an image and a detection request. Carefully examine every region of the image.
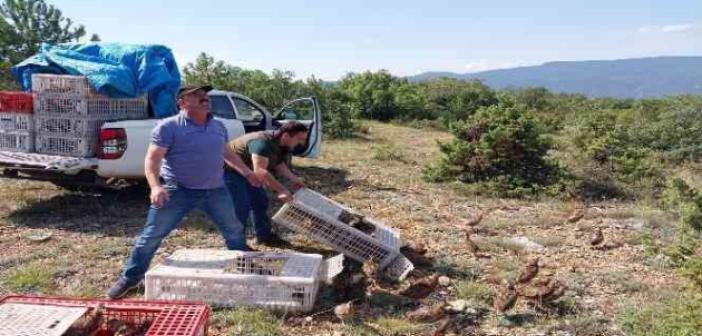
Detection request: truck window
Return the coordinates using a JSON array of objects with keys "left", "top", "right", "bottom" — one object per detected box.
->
[
  {"left": 209, "top": 95, "right": 236, "bottom": 119},
  {"left": 232, "top": 98, "right": 264, "bottom": 122}
]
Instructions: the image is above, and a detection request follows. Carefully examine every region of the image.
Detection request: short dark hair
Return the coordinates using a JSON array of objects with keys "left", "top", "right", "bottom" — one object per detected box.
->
[{"left": 277, "top": 122, "right": 308, "bottom": 137}]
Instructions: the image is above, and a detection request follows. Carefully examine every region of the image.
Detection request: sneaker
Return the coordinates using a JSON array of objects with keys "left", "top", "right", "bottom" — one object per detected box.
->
[
  {"left": 255, "top": 234, "right": 288, "bottom": 247},
  {"left": 106, "top": 277, "right": 140, "bottom": 299}
]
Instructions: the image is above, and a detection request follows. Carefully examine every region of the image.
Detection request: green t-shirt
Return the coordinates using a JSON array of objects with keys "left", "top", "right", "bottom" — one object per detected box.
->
[
  {"left": 229, "top": 131, "right": 289, "bottom": 171},
  {"left": 247, "top": 139, "right": 274, "bottom": 157}
]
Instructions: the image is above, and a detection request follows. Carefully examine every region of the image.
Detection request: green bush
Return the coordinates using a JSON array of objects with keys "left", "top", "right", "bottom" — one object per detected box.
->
[
  {"left": 424, "top": 105, "right": 561, "bottom": 197},
  {"left": 618, "top": 293, "right": 702, "bottom": 336},
  {"left": 565, "top": 109, "right": 666, "bottom": 200},
  {"left": 321, "top": 89, "right": 358, "bottom": 139}
]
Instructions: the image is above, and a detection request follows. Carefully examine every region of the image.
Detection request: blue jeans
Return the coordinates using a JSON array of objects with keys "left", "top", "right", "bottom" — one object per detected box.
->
[
  {"left": 224, "top": 171, "right": 272, "bottom": 239},
  {"left": 121, "top": 184, "right": 246, "bottom": 282}
]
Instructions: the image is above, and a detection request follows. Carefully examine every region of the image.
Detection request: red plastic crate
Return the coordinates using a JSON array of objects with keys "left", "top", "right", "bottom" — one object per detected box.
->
[
  {"left": 0, "top": 295, "right": 210, "bottom": 336},
  {"left": 0, "top": 92, "right": 33, "bottom": 113}
]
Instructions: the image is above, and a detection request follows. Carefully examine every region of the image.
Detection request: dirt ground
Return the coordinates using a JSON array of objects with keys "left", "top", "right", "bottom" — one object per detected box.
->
[{"left": 0, "top": 122, "right": 683, "bottom": 335}]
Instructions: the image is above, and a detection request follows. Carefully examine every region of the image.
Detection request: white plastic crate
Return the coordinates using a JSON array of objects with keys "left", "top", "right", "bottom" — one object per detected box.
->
[
  {"left": 0, "top": 112, "right": 33, "bottom": 132},
  {"left": 0, "top": 130, "right": 33, "bottom": 152},
  {"left": 145, "top": 249, "right": 323, "bottom": 312},
  {"left": 34, "top": 93, "right": 147, "bottom": 119},
  {"left": 272, "top": 189, "right": 413, "bottom": 280},
  {"left": 384, "top": 255, "right": 414, "bottom": 281},
  {"left": 0, "top": 303, "right": 88, "bottom": 336},
  {"left": 35, "top": 133, "right": 96, "bottom": 157},
  {"left": 35, "top": 116, "right": 104, "bottom": 137},
  {"left": 31, "top": 74, "right": 97, "bottom": 96}
]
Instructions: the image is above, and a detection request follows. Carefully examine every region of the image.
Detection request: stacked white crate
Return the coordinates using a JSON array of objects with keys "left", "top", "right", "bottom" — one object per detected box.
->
[
  {"left": 32, "top": 74, "right": 148, "bottom": 157},
  {"left": 0, "top": 111, "right": 33, "bottom": 152},
  {"left": 145, "top": 249, "right": 331, "bottom": 312}
]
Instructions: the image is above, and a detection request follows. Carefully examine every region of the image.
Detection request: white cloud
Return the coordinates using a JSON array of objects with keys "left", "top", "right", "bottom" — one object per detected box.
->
[
  {"left": 637, "top": 23, "right": 695, "bottom": 34},
  {"left": 661, "top": 24, "right": 693, "bottom": 32}
]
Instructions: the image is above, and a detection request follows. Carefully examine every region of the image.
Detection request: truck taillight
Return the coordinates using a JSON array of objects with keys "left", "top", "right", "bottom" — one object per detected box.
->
[{"left": 97, "top": 128, "right": 127, "bottom": 160}]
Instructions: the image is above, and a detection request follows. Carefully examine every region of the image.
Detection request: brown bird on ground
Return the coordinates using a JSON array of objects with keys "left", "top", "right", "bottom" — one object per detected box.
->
[
  {"left": 333, "top": 301, "right": 356, "bottom": 323},
  {"left": 107, "top": 319, "right": 141, "bottom": 336},
  {"left": 465, "top": 231, "right": 491, "bottom": 258},
  {"left": 362, "top": 258, "right": 379, "bottom": 278},
  {"left": 590, "top": 228, "right": 604, "bottom": 246},
  {"left": 462, "top": 211, "right": 485, "bottom": 227},
  {"left": 402, "top": 241, "right": 428, "bottom": 255},
  {"left": 401, "top": 247, "right": 434, "bottom": 268},
  {"left": 566, "top": 208, "right": 585, "bottom": 223},
  {"left": 399, "top": 274, "right": 439, "bottom": 299},
  {"left": 493, "top": 284, "right": 518, "bottom": 314},
  {"left": 543, "top": 281, "right": 567, "bottom": 302},
  {"left": 516, "top": 258, "right": 540, "bottom": 284},
  {"left": 431, "top": 316, "right": 453, "bottom": 336},
  {"left": 465, "top": 231, "right": 481, "bottom": 255},
  {"left": 64, "top": 304, "right": 105, "bottom": 336},
  {"left": 593, "top": 241, "right": 624, "bottom": 251},
  {"left": 406, "top": 302, "right": 446, "bottom": 323}
]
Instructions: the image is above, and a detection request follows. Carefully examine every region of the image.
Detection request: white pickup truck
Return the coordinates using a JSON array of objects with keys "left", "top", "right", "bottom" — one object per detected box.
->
[{"left": 0, "top": 90, "right": 322, "bottom": 189}]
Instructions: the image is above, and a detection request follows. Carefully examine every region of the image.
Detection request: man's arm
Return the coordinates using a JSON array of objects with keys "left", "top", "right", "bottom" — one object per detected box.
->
[
  {"left": 145, "top": 144, "right": 169, "bottom": 206},
  {"left": 224, "top": 146, "right": 261, "bottom": 186},
  {"left": 274, "top": 162, "right": 305, "bottom": 191},
  {"left": 252, "top": 154, "right": 293, "bottom": 202}
]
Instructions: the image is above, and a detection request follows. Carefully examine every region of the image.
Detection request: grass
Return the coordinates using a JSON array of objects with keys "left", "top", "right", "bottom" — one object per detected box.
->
[
  {"left": 0, "top": 121, "right": 697, "bottom": 335},
  {"left": 489, "top": 258, "right": 520, "bottom": 284},
  {"left": 212, "top": 307, "right": 282, "bottom": 336},
  {"left": 550, "top": 315, "right": 611, "bottom": 336},
  {"left": 618, "top": 291, "right": 702, "bottom": 336},
  {"left": 455, "top": 280, "right": 493, "bottom": 304},
  {"left": 599, "top": 270, "right": 648, "bottom": 294},
  {"left": 3, "top": 261, "right": 54, "bottom": 293},
  {"left": 371, "top": 143, "right": 407, "bottom": 162},
  {"left": 372, "top": 316, "right": 424, "bottom": 336}
]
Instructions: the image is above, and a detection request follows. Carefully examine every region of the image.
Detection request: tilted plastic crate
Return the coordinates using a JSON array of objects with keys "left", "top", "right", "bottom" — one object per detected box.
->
[
  {"left": 0, "top": 130, "right": 33, "bottom": 152},
  {"left": 146, "top": 249, "right": 323, "bottom": 312},
  {"left": 35, "top": 133, "right": 96, "bottom": 157},
  {"left": 0, "top": 295, "right": 210, "bottom": 336},
  {"left": 272, "top": 188, "right": 414, "bottom": 281}
]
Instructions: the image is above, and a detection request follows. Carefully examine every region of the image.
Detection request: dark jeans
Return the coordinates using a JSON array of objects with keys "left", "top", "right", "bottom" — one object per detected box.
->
[
  {"left": 224, "top": 171, "right": 272, "bottom": 239},
  {"left": 121, "top": 184, "right": 246, "bottom": 282}
]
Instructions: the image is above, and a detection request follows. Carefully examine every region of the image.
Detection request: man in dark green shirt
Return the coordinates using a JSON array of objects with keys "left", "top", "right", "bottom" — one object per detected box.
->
[{"left": 225, "top": 122, "right": 308, "bottom": 245}]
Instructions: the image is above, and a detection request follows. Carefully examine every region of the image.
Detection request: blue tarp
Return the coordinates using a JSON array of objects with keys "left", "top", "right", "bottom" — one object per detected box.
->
[{"left": 12, "top": 43, "right": 181, "bottom": 118}]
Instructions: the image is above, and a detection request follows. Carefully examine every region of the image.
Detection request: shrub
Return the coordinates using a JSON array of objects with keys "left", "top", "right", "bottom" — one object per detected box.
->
[
  {"left": 424, "top": 105, "right": 561, "bottom": 197},
  {"left": 618, "top": 293, "right": 702, "bottom": 336}
]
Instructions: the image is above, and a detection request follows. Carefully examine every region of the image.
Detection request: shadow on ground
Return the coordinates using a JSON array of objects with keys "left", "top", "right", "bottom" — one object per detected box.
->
[
  {"left": 7, "top": 186, "right": 150, "bottom": 236},
  {"left": 7, "top": 165, "right": 353, "bottom": 237},
  {"left": 294, "top": 165, "right": 352, "bottom": 197}
]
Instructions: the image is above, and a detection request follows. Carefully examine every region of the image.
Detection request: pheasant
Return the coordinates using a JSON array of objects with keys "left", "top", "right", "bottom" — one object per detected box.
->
[
  {"left": 406, "top": 302, "right": 446, "bottom": 323},
  {"left": 566, "top": 208, "right": 585, "bottom": 223},
  {"left": 333, "top": 301, "right": 356, "bottom": 323},
  {"left": 516, "top": 258, "right": 540, "bottom": 284},
  {"left": 590, "top": 227, "right": 604, "bottom": 246},
  {"left": 462, "top": 211, "right": 485, "bottom": 227},
  {"left": 400, "top": 274, "right": 439, "bottom": 299},
  {"left": 493, "top": 284, "right": 518, "bottom": 314}
]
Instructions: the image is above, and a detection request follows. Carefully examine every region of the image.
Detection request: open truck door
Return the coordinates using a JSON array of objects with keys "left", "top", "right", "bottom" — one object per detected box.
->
[{"left": 274, "top": 97, "right": 321, "bottom": 158}]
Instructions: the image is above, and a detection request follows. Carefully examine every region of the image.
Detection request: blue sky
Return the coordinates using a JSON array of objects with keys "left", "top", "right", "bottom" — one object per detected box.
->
[{"left": 56, "top": 0, "right": 701, "bottom": 80}]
